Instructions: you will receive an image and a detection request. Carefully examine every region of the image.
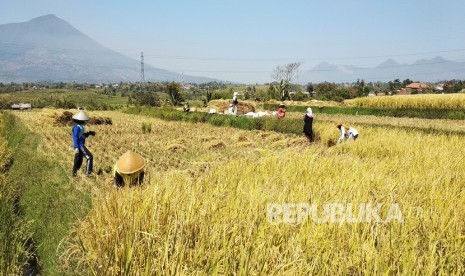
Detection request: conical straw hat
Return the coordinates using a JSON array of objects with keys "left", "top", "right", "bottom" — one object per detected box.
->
[
  {"left": 72, "top": 110, "right": 89, "bottom": 121},
  {"left": 116, "top": 151, "right": 146, "bottom": 174}
]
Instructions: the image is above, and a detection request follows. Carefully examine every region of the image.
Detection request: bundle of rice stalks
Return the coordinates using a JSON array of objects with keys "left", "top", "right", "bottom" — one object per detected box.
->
[
  {"left": 88, "top": 117, "right": 113, "bottom": 125},
  {"left": 234, "top": 132, "right": 250, "bottom": 142},
  {"left": 165, "top": 143, "right": 187, "bottom": 153},
  {"left": 209, "top": 100, "right": 256, "bottom": 114},
  {"left": 206, "top": 140, "right": 227, "bottom": 149},
  {"left": 53, "top": 111, "right": 74, "bottom": 126},
  {"left": 53, "top": 111, "right": 112, "bottom": 126}
]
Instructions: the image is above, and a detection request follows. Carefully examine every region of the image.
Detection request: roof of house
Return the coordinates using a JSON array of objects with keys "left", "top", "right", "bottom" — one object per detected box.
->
[{"left": 406, "top": 82, "right": 429, "bottom": 89}]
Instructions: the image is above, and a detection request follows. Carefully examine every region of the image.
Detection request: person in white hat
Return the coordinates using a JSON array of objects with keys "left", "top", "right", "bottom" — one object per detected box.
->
[
  {"left": 113, "top": 151, "right": 146, "bottom": 187},
  {"left": 303, "top": 107, "right": 314, "bottom": 142},
  {"left": 71, "top": 110, "right": 95, "bottom": 177},
  {"left": 232, "top": 92, "right": 239, "bottom": 115}
]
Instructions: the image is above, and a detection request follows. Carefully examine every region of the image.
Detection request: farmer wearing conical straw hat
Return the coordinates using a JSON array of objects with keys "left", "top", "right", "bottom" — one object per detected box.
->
[
  {"left": 72, "top": 110, "right": 95, "bottom": 177},
  {"left": 113, "top": 151, "right": 147, "bottom": 187}
]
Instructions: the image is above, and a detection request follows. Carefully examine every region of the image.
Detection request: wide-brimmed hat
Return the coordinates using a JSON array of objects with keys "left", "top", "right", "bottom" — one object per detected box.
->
[
  {"left": 233, "top": 92, "right": 238, "bottom": 96},
  {"left": 279, "top": 103, "right": 285, "bottom": 108},
  {"left": 116, "top": 151, "right": 146, "bottom": 174},
  {"left": 72, "top": 110, "right": 89, "bottom": 121}
]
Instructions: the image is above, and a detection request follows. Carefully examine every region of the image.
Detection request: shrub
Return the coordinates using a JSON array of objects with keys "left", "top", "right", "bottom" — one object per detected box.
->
[{"left": 141, "top": 122, "right": 152, "bottom": 134}]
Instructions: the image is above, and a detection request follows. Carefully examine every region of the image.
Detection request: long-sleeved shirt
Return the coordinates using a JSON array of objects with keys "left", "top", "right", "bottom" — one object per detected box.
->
[
  {"left": 72, "top": 124, "right": 86, "bottom": 148},
  {"left": 303, "top": 114, "right": 313, "bottom": 135},
  {"left": 347, "top": 127, "right": 358, "bottom": 140},
  {"left": 338, "top": 126, "right": 346, "bottom": 143}
]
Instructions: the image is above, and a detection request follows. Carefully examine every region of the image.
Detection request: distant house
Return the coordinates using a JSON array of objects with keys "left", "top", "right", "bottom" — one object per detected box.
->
[
  {"left": 406, "top": 82, "right": 429, "bottom": 92},
  {"left": 398, "top": 83, "right": 430, "bottom": 94},
  {"left": 406, "top": 82, "right": 429, "bottom": 89},
  {"left": 182, "top": 84, "right": 193, "bottom": 90}
]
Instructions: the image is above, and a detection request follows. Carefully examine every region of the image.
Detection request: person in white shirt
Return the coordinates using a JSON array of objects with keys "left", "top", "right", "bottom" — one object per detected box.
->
[
  {"left": 347, "top": 127, "right": 359, "bottom": 141},
  {"left": 336, "top": 123, "right": 359, "bottom": 143},
  {"left": 232, "top": 92, "right": 239, "bottom": 114},
  {"left": 227, "top": 104, "right": 236, "bottom": 115}
]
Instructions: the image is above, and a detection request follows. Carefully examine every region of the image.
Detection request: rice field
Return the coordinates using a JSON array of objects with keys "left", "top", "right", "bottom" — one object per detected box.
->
[
  {"left": 345, "top": 93, "right": 465, "bottom": 109},
  {"left": 285, "top": 112, "right": 465, "bottom": 134},
  {"left": 10, "top": 108, "right": 465, "bottom": 274}
]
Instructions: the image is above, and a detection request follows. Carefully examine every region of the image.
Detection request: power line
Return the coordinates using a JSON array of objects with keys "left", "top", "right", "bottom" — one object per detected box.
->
[
  {"left": 1, "top": 41, "right": 465, "bottom": 62},
  {"left": 140, "top": 51, "right": 145, "bottom": 92},
  {"left": 1, "top": 41, "right": 465, "bottom": 83}
]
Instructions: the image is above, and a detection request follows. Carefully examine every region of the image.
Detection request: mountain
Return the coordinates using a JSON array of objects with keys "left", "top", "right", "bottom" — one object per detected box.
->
[
  {"left": 301, "top": 56, "right": 465, "bottom": 83},
  {"left": 375, "top": 59, "right": 400, "bottom": 68},
  {"left": 0, "top": 15, "right": 219, "bottom": 83}
]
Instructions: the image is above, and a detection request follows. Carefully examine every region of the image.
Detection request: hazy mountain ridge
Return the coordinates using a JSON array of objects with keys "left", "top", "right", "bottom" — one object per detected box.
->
[
  {"left": 1, "top": 15, "right": 464, "bottom": 84},
  {"left": 302, "top": 56, "right": 465, "bottom": 83},
  {"left": 0, "top": 15, "right": 218, "bottom": 83}
]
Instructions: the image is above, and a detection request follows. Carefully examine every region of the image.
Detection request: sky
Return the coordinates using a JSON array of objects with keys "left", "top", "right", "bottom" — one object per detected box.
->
[{"left": 1, "top": 0, "right": 465, "bottom": 84}]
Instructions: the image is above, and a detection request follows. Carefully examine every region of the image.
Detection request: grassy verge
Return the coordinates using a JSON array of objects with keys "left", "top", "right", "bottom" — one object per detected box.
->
[
  {"left": 263, "top": 103, "right": 465, "bottom": 120},
  {"left": 1, "top": 112, "right": 91, "bottom": 275},
  {"left": 0, "top": 114, "right": 31, "bottom": 275}
]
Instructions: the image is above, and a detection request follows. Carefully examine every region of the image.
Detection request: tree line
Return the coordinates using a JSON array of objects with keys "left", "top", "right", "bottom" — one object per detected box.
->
[{"left": 1, "top": 78, "right": 464, "bottom": 108}]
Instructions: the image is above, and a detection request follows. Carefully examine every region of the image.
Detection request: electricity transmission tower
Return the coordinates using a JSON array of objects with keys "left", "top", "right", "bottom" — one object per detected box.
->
[{"left": 139, "top": 52, "right": 146, "bottom": 92}]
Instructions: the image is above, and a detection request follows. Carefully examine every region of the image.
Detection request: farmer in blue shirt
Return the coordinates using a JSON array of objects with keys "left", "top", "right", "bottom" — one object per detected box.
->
[{"left": 72, "top": 110, "right": 95, "bottom": 177}]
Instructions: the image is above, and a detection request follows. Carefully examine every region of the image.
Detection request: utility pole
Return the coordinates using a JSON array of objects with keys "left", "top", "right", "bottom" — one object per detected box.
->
[{"left": 140, "top": 52, "right": 145, "bottom": 92}]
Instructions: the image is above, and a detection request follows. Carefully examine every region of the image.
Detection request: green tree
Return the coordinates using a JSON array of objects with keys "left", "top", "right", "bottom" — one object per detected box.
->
[
  {"left": 203, "top": 88, "right": 213, "bottom": 107},
  {"left": 278, "top": 79, "right": 290, "bottom": 101},
  {"left": 167, "top": 82, "right": 184, "bottom": 106},
  {"left": 306, "top": 83, "right": 314, "bottom": 93},
  {"left": 355, "top": 79, "right": 370, "bottom": 97},
  {"left": 267, "top": 84, "right": 279, "bottom": 100},
  {"left": 402, "top": 78, "right": 413, "bottom": 86},
  {"left": 133, "top": 92, "right": 159, "bottom": 107},
  {"left": 388, "top": 79, "right": 402, "bottom": 93},
  {"left": 315, "top": 82, "right": 337, "bottom": 94}
]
